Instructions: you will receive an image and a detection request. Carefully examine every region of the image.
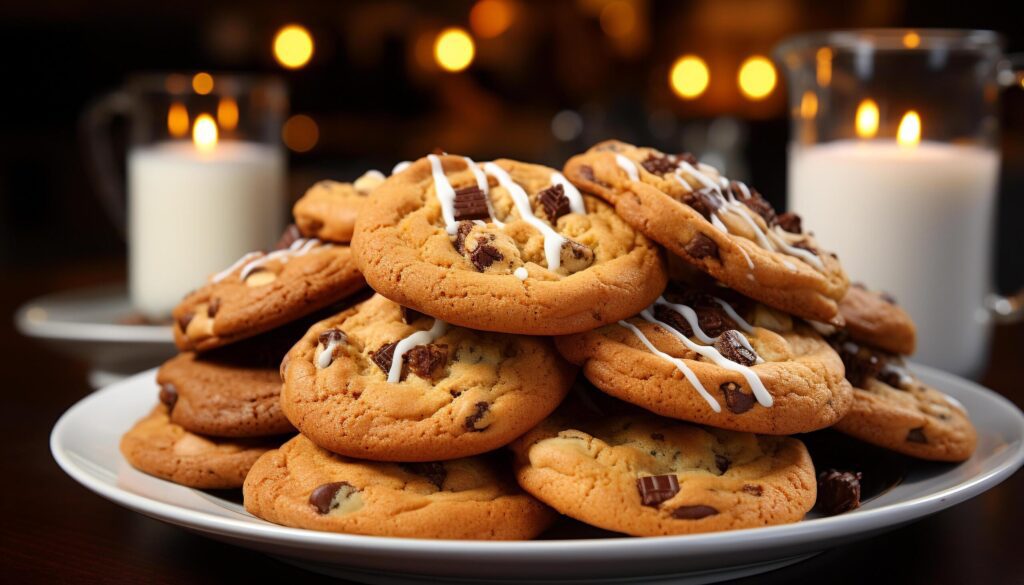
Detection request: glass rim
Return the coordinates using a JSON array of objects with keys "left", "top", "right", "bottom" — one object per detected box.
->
[
  {"left": 774, "top": 28, "right": 1004, "bottom": 60},
  {"left": 124, "top": 71, "right": 286, "bottom": 97}
]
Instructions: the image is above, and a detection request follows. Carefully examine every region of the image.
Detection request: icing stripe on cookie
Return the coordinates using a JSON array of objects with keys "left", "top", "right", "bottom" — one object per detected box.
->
[
  {"left": 387, "top": 319, "right": 449, "bottom": 384},
  {"left": 239, "top": 238, "right": 330, "bottom": 280},
  {"left": 483, "top": 162, "right": 567, "bottom": 271},
  {"left": 615, "top": 154, "right": 639, "bottom": 181},
  {"left": 428, "top": 154, "right": 460, "bottom": 234},
  {"left": 392, "top": 160, "right": 412, "bottom": 175},
  {"left": 212, "top": 251, "right": 262, "bottom": 283},
  {"left": 619, "top": 318, "right": 721, "bottom": 412},
  {"left": 550, "top": 171, "right": 586, "bottom": 215}
]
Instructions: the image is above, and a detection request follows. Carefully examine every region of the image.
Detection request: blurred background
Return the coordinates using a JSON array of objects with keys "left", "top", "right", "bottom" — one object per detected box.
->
[{"left": 0, "top": 0, "right": 1021, "bottom": 311}]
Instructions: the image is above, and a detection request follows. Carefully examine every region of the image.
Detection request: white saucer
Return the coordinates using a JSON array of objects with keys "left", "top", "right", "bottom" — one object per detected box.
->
[{"left": 51, "top": 365, "right": 1024, "bottom": 584}]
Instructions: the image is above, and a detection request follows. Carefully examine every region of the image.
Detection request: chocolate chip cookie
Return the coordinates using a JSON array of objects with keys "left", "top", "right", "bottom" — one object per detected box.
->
[
  {"left": 830, "top": 335, "right": 976, "bottom": 461},
  {"left": 172, "top": 233, "right": 365, "bottom": 352},
  {"left": 280, "top": 294, "right": 576, "bottom": 461},
  {"left": 555, "top": 282, "right": 852, "bottom": 434},
  {"left": 351, "top": 154, "right": 667, "bottom": 335},
  {"left": 510, "top": 412, "right": 816, "bottom": 536},
  {"left": 294, "top": 171, "right": 386, "bottom": 243},
  {"left": 563, "top": 141, "right": 848, "bottom": 325},
  {"left": 837, "top": 283, "right": 917, "bottom": 355},
  {"left": 120, "top": 404, "right": 280, "bottom": 489},
  {"left": 243, "top": 434, "right": 554, "bottom": 539}
]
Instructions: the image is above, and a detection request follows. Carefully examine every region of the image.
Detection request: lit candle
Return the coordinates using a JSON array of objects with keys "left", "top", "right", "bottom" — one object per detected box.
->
[{"left": 128, "top": 114, "right": 285, "bottom": 318}]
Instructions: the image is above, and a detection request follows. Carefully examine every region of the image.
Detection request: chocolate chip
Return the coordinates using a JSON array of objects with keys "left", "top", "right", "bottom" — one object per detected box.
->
[
  {"left": 720, "top": 382, "right": 755, "bottom": 414},
  {"left": 176, "top": 311, "right": 195, "bottom": 333},
  {"left": 742, "top": 484, "right": 763, "bottom": 496},
  {"left": 729, "top": 181, "right": 776, "bottom": 225},
  {"left": 318, "top": 328, "right": 347, "bottom": 347},
  {"left": 696, "top": 307, "right": 733, "bottom": 338},
  {"left": 877, "top": 365, "right": 908, "bottom": 389},
  {"left": 452, "top": 221, "right": 474, "bottom": 253},
  {"left": 452, "top": 186, "right": 490, "bottom": 221},
  {"left": 671, "top": 505, "right": 719, "bottom": 520},
  {"left": 578, "top": 164, "right": 609, "bottom": 188},
  {"left": 776, "top": 211, "right": 803, "bottom": 234},
  {"left": 560, "top": 239, "right": 595, "bottom": 272},
  {"left": 832, "top": 338, "right": 885, "bottom": 387},
  {"left": 309, "top": 481, "right": 357, "bottom": 515},
  {"left": 537, "top": 184, "right": 571, "bottom": 222},
  {"left": 372, "top": 342, "right": 398, "bottom": 374},
  {"left": 680, "top": 189, "right": 722, "bottom": 221},
  {"left": 431, "top": 146, "right": 446, "bottom": 155},
  {"left": 274, "top": 223, "right": 302, "bottom": 250},
  {"left": 465, "top": 401, "right": 490, "bottom": 431},
  {"left": 400, "top": 462, "right": 447, "bottom": 489},
  {"left": 683, "top": 233, "right": 719, "bottom": 261},
  {"left": 470, "top": 238, "right": 503, "bottom": 271},
  {"left": 653, "top": 304, "right": 694, "bottom": 337},
  {"left": 715, "top": 454, "right": 730, "bottom": 473},
  {"left": 207, "top": 298, "right": 220, "bottom": 318},
  {"left": 637, "top": 475, "right": 680, "bottom": 507},
  {"left": 815, "top": 469, "right": 862, "bottom": 515},
  {"left": 402, "top": 306, "right": 426, "bottom": 324},
  {"left": 641, "top": 154, "right": 679, "bottom": 175},
  {"left": 676, "top": 152, "right": 699, "bottom": 166},
  {"left": 906, "top": 427, "right": 928, "bottom": 444},
  {"left": 158, "top": 383, "right": 177, "bottom": 410},
  {"left": 405, "top": 344, "right": 448, "bottom": 379},
  {"left": 793, "top": 239, "right": 818, "bottom": 255},
  {"left": 714, "top": 330, "right": 757, "bottom": 366},
  {"left": 650, "top": 433, "right": 665, "bottom": 441}
]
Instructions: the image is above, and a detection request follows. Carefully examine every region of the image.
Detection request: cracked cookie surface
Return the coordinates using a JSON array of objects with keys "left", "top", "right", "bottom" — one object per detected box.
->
[
  {"left": 351, "top": 155, "right": 667, "bottom": 335},
  {"left": 243, "top": 434, "right": 553, "bottom": 539},
  {"left": 281, "top": 294, "right": 576, "bottom": 461},
  {"left": 294, "top": 172, "right": 385, "bottom": 243},
  {"left": 510, "top": 411, "right": 815, "bottom": 536}
]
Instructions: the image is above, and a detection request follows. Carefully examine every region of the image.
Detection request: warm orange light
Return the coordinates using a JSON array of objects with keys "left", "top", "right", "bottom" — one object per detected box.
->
[
  {"left": 273, "top": 24, "right": 314, "bottom": 69},
  {"left": 434, "top": 28, "right": 475, "bottom": 73},
  {"left": 800, "top": 91, "right": 818, "bottom": 119},
  {"left": 738, "top": 56, "right": 776, "bottom": 100},
  {"left": 855, "top": 99, "right": 879, "bottom": 139},
  {"left": 192, "top": 72, "right": 214, "bottom": 95},
  {"left": 192, "top": 114, "right": 218, "bottom": 153},
  {"left": 282, "top": 114, "right": 319, "bottom": 152},
  {"left": 897, "top": 110, "right": 921, "bottom": 147},
  {"left": 167, "top": 102, "right": 189, "bottom": 138},
  {"left": 816, "top": 47, "right": 832, "bottom": 87},
  {"left": 600, "top": 0, "right": 636, "bottom": 39},
  {"left": 902, "top": 31, "right": 921, "bottom": 49},
  {"left": 669, "top": 55, "right": 709, "bottom": 100},
  {"left": 469, "top": 0, "right": 516, "bottom": 39},
  {"left": 217, "top": 97, "right": 239, "bottom": 131}
]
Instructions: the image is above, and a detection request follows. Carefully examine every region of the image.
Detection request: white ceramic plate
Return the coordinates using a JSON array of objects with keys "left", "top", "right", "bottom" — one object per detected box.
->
[{"left": 51, "top": 365, "right": 1024, "bottom": 585}]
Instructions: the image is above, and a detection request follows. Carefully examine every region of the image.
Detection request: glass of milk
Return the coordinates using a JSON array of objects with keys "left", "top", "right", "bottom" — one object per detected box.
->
[
  {"left": 83, "top": 73, "right": 288, "bottom": 319},
  {"left": 775, "top": 30, "right": 1023, "bottom": 377}
]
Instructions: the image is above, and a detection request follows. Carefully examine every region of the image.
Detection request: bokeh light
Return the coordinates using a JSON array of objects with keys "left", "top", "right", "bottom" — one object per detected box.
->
[
  {"left": 816, "top": 47, "right": 832, "bottom": 87},
  {"left": 217, "top": 97, "right": 239, "bottom": 131},
  {"left": 273, "top": 24, "right": 314, "bottom": 69},
  {"left": 897, "top": 110, "right": 921, "bottom": 147},
  {"left": 282, "top": 114, "right": 319, "bottom": 152},
  {"left": 470, "top": 0, "right": 516, "bottom": 39},
  {"left": 191, "top": 72, "right": 214, "bottom": 95},
  {"left": 737, "top": 56, "right": 776, "bottom": 100},
  {"left": 434, "top": 28, "right": 475, "bottom": 73},
  {"left": 192, "top": 114, "right": 218, "bottom": 153},
  {"left": 855, "top": 99, "right": 879, "bottom": 139},
  {"left": 600, "top": 1, "right": 636, "bottom": 38},
  {"left": 903, "top": 31, "right": 921, "bottom": 48},
  {"left": 669, "top": 55, "right": 709, "bottom": 100},
  {"left": 800, "top": 91, "right": 818, "bottom": 119},
  {"left": 167, "top": 102, "right": 189, "bottom": 138},
  {"left": 551, "top": 110, "right": 583, "bottom": 141}
]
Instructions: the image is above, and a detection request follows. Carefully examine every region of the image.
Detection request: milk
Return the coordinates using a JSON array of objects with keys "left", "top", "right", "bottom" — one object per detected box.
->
[
  {"left": 789, "top": 140, "right": 999, "bottom": 375},
  {"left": 128, "top": 141, "right": 285, "bottom": 318}
]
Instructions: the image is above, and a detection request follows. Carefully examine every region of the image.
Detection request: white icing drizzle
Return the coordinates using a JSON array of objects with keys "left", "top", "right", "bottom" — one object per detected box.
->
[
  {"left": 514, "top": 267, "right": 529, "bottom": 280},
  {"left": 363, "top": 169, "right": 385, "bottom": 181},
  {"left": 944, "top": 394, "right": 967, "bottom": 413},
  {"left": 212, "top": 251, "right": 262, "bottom": 283},
  {"left": 483, "top": 162, "right": 566, "bottom": 271},
  {"left": 767, "top": 228, "right": 824, "bottom": 269},
  {"left": 550, "top": 172, "right": 586, "bottom": 215},
  {"left": 736, "top": 245, "right": 755, "bottom": 270},
  {"left": 317, "top": 337, "right": 343, "bottom": 369},
  {"left": 653, "top": 297, "right": 716, "bottom": 344},
  {"left": 387, "top": 319, "right": 449, "bottom": 384},
  {"left": 619, "top": 317, "right": 721, "bottom": 412},
  {"left": 615, "top": 154, "right": 639, "bottom": 181},
  {"left": 428, "top": 154, "right": 460, "bottom": 234},
  {"left": 392, "top": 161, "right": 411, "bottom": 175},
  {"left": 236, "top": 238, "right": 329, "bottom": 280},
  {"left": 713, "top": 297, "right": 756, "bottom": 334}
]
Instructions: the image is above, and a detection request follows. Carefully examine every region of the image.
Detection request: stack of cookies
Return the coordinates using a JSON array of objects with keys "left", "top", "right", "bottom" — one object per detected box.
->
[{"left": 121, "top": 141, "right": 977, "bottom": 540}]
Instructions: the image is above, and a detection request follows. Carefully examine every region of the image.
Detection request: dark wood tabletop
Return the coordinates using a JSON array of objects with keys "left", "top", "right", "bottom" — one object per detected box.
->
[{"left": 2, "top": 263, "right": 1022, "bottom": 585}]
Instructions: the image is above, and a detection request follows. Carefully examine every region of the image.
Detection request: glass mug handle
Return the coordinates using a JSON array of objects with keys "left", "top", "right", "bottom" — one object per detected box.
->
[
  {"left": 988, "top": 53, "right": 1024, "bottom": 324},
  {"left": 79, "top": 89, "right": 136, "bottom": 239}
]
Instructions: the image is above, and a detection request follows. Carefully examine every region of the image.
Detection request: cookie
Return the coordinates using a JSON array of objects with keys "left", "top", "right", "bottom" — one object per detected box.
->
[
  {"left": 172, "top": 231, "right": 365, "bottom": 352},
  {"left": 120, "top": 404, "right": 279, "bottom": 489},
  {"left": 351, "top": 154, "right": 667, "bottom": 335},
  {"left": 243, "top": 434, "right": 554, "bottom": 539},
  {"left": 555, "top": 282, "right": 853, "bottom": 434},
  {"left": 510, "top": 412, "right": 816, "bottom": 536},
  {"left": 280, "top": 294, "right": 576, "bottom": 461},
  {"left": 837, "top": 283, "right": 916, "bottom": 355},
  {"left": 563, "top": 141, "right": 848, "bottom": 325},
  {"left": 293, "top": 171, "right": 386, "bottom": 243},
  {"left": 830, "top": 335, "right": 976, "bottom": 461}
]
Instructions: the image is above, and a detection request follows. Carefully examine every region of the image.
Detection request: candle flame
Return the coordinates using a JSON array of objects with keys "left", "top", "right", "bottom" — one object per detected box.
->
[
  {"left": 897, "top": 110, "right": 921, "bottom": 147},
  {"left": 217, "top": 97, "right": 239, "bottom": 131},
  {"left": 193, "top": 114, "right": 218, "bottom": 153},
  {"left": 855, "top": 99, "right": 879, "bottom": 139},
  {"left": 800, "top": 91, "right": 818, "bottom": 119},
  {"left": 167, "top": 102, "right": 189, "bottom": 138},
  {"left": 816, "top": 47, "right": 832, "bottom": 87}
]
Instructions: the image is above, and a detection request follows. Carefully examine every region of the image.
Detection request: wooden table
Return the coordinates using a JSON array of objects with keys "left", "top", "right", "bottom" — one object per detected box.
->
[{"left": 2, "top": 266, "right": 1021, "bottom": 584}]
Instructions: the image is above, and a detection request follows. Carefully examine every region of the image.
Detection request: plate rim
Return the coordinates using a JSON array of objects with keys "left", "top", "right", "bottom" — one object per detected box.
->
[
  {"left": 51, "top": 364, "right": 1024, "bottom": 559},
  {"left": 15, "top": 284, "right": 173, "bottom": 344}
]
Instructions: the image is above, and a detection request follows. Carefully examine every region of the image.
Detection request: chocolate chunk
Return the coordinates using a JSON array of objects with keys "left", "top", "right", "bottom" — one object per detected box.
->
[
  {"left": 793, "top": 239, "right": 818, "bottom": 255},
  {"left": 274, "top": 223, "right": 302, "bottom": 250},
  {"left": 309, "top": 481, "right": 357, "bottom": 515},
  {"left": 372, "top": 342, "right": 398, "bottom": 374},
  {"left": 405, "top": 344, "right": 448, "bottom": 379},
  {"left": 560, "top": 239, "right": 595, "bottom": 273},
  {"left": 671, "top": 505, "right": 719, "bottom": 520},
  {"left": 402, "top": 306, "right": 426, "bottom": 324},
  {"left": 637, "top": 474, "right": 680, "bottom": 507},
  {"left": 714, "top": 454, "right": 730, "bottom": 474},
  {"left": 906, "top": 427, "right": 928, "bottom": 444},
  {"left": 452, "top": 186, "right": 490, "bottom": 221},
  {"left": 683, "top": 233, "right": 719, "bottom": 261},
  {"left": 158, "top": 383, "right": 178, "bottom": 410},
  {"left": 641, "top": 154, "right": 679, "bottom": 175},
  {"left": 653, "top": 304, "right": 693, "bottom": 337},
  {"left": 431, "top": 146, "right": 446, "bottom": 155},
  {"left": 729, "top": 181, "right": 776, "bottom": 225},
  {"left": 465, "top": 401, "right": 491, "bottom": 431},
  {"left": 815, "top": 469, "right": 862, "bottom": 515},
  {"left": 318, "top": 328, "right": 347, "bottom": 347},
  {"left": 832, "top": 339, "right": 885, "bottom": 387},
  {"left": 469, "top": 238, "right": 503, "bottom": 271},
  {"left": 776, "top": 211, "right": 802, "bottom": 234},
  {"left": 400, "top": 462, "right": 447, "bottom": 489},
  {"left": 721, "top": 381, "right": 755, "bottom": 414},
  {"left": 537, "top": 184, "right": 571, "bottom": 222},
  {"left": 696, "top": 308, "right": 733, "bottom": 338},
  {"left": 207, "top": 298, "right": 220, "bottom": 318},
  {"left": 452, "top": 221, "right": 474, "bottom": 253},
  {"left": 578, "top": 164, "right": 609, "bottom": 188},
  {"left": 650, "top": 433, "right": 665, "bottom": 441},
  {"left": 676, "top": 152, "right": 699, "bottom": 166},
  {"left": 742, "top": 484, "right": 763, "bottom": 496},
  {"left": 176, "top": 311, "right": 195, "bottom": 333},
  {"left": 714, "top": 330, "right": 757, "bottom": 366},
  {"left": 680, "top": 189, "right": 722, "bottom": 221}
]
